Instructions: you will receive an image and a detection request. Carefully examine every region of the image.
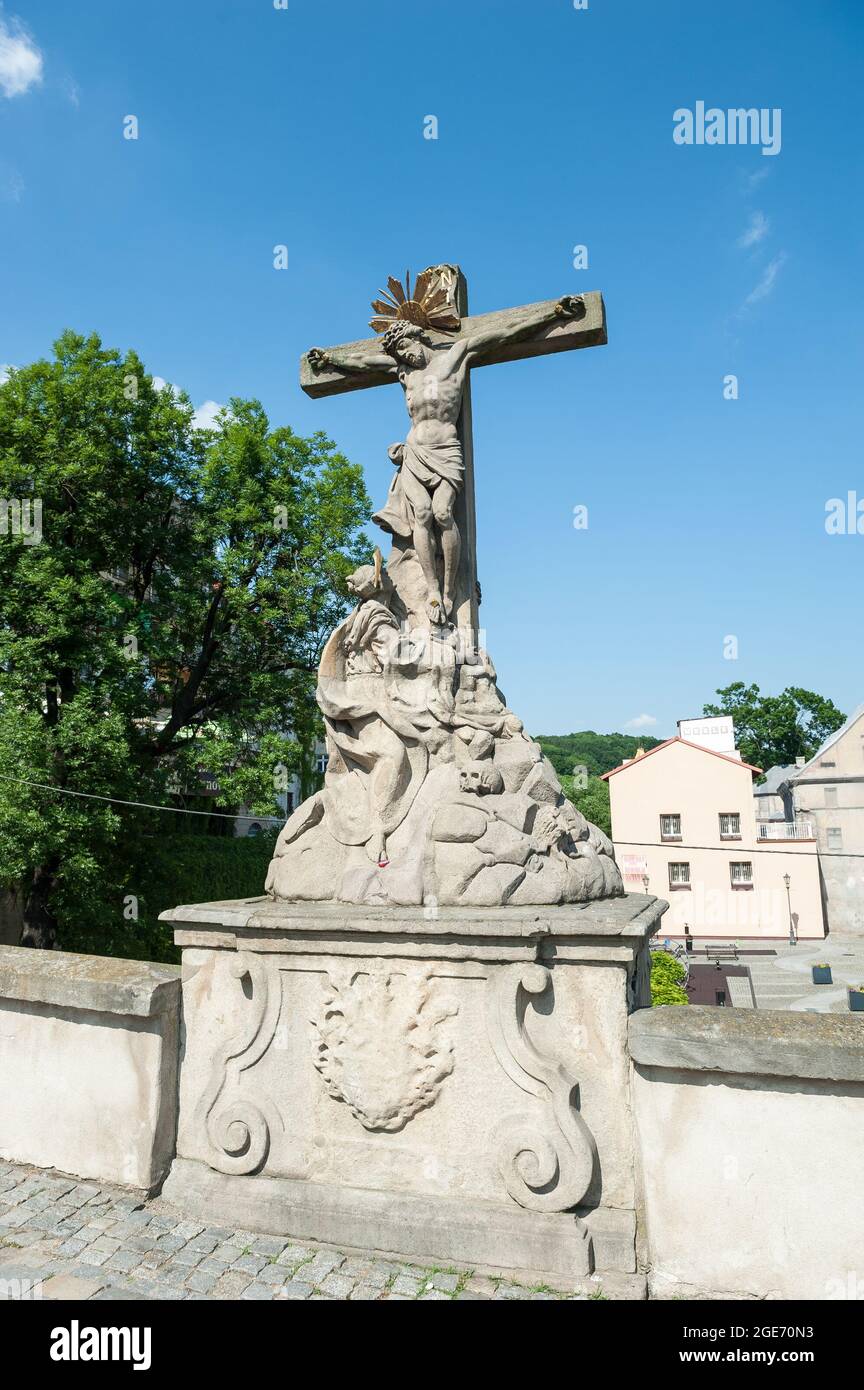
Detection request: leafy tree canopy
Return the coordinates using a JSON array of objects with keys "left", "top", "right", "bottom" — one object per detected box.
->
[
  {"left": 558, "top": 773, "right": 612, "bottom": 838},
  {"left": 0, "top": 331, "right": 371, "bottom": 947},
  {"left": 703, "top": 682, "right": 845, "bottom": 774},
  {"left": 534, "top": 730, "right": 664, "bottom": 781},
  {"left": 650, "top": 950, "right": 689, "bottom": 1007}
]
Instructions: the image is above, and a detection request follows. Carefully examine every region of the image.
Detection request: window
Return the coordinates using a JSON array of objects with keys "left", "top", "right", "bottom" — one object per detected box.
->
[
  {"left": 668, "top": 862, "right": 690, "bottom": 890},
  {"left": 660, "top": 814, "right": 681, "bottom": 841},
  {"left": 827, "top": 827, "right": 843, "bottom": 850},
  {"left": 824, "top": 787, "right": 838, "bottom": 808},
  {"left": 316, "top": 753, "right": 329, "bottom": 775},
  {"left": 730, "top": 861, "right": 753, "bottom": 889},
  {"left": 719, "top": 812, "right": 741, "bottom": 839}
]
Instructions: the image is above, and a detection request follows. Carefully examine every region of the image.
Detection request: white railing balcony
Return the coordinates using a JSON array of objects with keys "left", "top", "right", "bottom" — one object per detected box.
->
[{"left": 757, "top": 821, "right": 815, "bottom": 841}]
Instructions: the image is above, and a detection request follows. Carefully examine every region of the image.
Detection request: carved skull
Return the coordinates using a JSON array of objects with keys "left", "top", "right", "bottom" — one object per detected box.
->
[{"left": 459, "top": 761, "right": 504, "bottom": 796}]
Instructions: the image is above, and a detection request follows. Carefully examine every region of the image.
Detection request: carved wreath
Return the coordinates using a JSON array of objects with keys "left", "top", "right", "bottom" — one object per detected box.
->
[{"left": 311, "top": 968, "right": 458, "bottom": 1132}]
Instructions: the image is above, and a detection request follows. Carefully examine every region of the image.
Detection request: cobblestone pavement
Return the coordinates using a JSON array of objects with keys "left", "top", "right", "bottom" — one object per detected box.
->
[{"left": 0, "top": 1161, "right": 609, "bottom": 1302}]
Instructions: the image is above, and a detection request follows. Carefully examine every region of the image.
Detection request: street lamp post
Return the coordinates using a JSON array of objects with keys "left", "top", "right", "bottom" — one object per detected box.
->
[{"left": 784, "top": 873, "right": 797, "bottom": 946}]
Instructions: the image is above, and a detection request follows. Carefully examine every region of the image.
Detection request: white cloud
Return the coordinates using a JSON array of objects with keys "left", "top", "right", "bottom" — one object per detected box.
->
[
  {"left": 0, "top": 160, "right": 24, "bottom": 201},
  {"left": 743, "top": 253, "right": 787, "bottom": 308},
  {"left": 625, "top": 713, "right": 658, "bottom": 730},
  {"left": 737, "top": 210, "right": 769, "bottom": 249},
  {"left": 745, "top": 167, "right": 771, "bottom": 191},
  {"left": 153, "top": 376, "right": 225, "bottom": 430},
  {"left": 192, "top": 399, "right": 225, "bottom": 431},
  {"left": 0, "top": 16, "right": 43, "bottom": 98}
]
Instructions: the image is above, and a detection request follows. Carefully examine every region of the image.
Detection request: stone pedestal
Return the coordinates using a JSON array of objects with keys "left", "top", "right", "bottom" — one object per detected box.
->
[{"left": 160, "top": 894, "right": 664, "bottom": 1280}]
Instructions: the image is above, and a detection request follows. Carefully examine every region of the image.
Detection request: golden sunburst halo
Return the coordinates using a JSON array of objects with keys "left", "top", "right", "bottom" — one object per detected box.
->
[{"left": 370, "top": 267, "right": 461, "bottom": 334}]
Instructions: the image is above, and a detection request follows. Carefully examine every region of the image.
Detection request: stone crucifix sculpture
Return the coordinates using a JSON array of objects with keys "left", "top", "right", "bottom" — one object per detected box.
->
[
  {"left": 302, "top": 265, "right": 606, "bottom": 634},
  {"left": 266, "top": 265, "right": 621, "bottom": 908}
]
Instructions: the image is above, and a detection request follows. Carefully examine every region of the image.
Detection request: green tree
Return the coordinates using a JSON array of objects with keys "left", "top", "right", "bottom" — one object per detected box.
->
[
  {"left": 535, "top": 730, "right": 663, "bottom": 781},
  {"left": 559, "top": 773, "right": 612, "bottom": 837},
  {"left": 702, "top": 683, "right": 845, "bottom": 773},
  {"left": 650, "top": 951, "right": 689, "bottom": 1007},
  {"left": 0, "top": 332, "right": 370, "bottom": 949}
]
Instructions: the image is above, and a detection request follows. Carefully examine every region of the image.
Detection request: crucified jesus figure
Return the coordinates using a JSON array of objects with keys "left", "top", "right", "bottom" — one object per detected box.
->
[{"left": 307, "top": 293, "right": 584, "bottom": 625}]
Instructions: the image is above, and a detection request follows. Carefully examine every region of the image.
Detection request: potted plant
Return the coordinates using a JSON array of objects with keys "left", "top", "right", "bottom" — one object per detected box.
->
[
  {"left": 848, "top": 985, "right": 864, "bottom": 1013},
  {"left": 812, "top": 963, "right": 833, "bottom": 984}
]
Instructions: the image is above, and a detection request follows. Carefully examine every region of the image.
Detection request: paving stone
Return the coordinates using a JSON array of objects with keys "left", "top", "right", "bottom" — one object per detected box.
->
[
  {"left": 423, "top": 1272, "right": 461, "bottom": 1293},
  {"left": 154, "top": 1235, "right": 186, "bottom": 1254},
  {"left": 56, "top": 1238, "right": 88, "bottom": 1258},
  {"left": 0, "top": 1211, "right": 31, "bottom": 1229},
  {"left": 250, "top": 1235, "right": 289, "bottom": 1258},
  {"left": 127, "top": 1235, "right": 158, "bottom": 1253},
  {"left": 232, "top": 1253, "right": 268, "bottom": 1276},
  {"left": 275, "top": 1244, "right": 314, "bottom": 1268},
  {"left": 104, "top": 1250, "right": 140, "bottom": 1274},
  {"left": 257, "top": 1264, "right": 289, "bottom": 1285},
  {"left": 340, "top": 1258, "right": 390, "bottom": 1287},
  {"left": 230, "top": 1230, "right": 264, "bottom": 1249},
  {"left": 173, "top": 1222, "right": 205, "bottom": 1242},
  {"left": 92, "top": 1286, "right": 154, "bottom": 1301},
  {"left": 0, "top": 1268, "right": 48, "bottom": 1299},
  {"left": 319, "top": 1272, "right": 355, "bottom": 1298},
  {"left": 349, "top": 1283, "right": 384, "bottom": 1300},
  {"left": 419, "top": 1290, "right": 451, "bottom": 1300},
  {"left": 241, "top": 1282, "right": 276, "bottom": 1300},
  {"left": 273, "top": 1279, "right": 314, "bottom": 1301},
  {"left": 464, "top": 1276, "right": 500, "bottom": 1297},
  {"left": 302, "top": 1252, "right": 344, "bottom": 1283},
  {"left": 186, "top": 1235, "right": 219, "bottom": 1255},
  {"left": 41, "top": 1273, "right": 107, "bottom": 1300},
  {"left": 89, "top": 1236, "right": 122, "bottom": 1255},
  {"left": 212, "top": 1242, "right": 245, "bottom": 1264},
  {"left": 77, "top": 1248, "right": 112, "bottom": 1267},
  {"left": 211, "top": 1272, "right": 254, "bottom": 1299},
  {"left": 390, "top": 1274, "right": 422, "bottom": 1297},
  {"left": 185, "top": 1270, "right": 218, "bottom": 1294},
  {"left": 55, "top": 1217, "right": 88, "bottom": 1236},
  {"left": 171, "top": 1247, "right": 204, "bottom": 1268}
]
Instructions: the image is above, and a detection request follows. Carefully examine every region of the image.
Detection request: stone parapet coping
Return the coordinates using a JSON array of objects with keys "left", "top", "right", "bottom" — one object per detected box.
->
[
  {"left": 160, "top": 892, "right": 667, "bottom": 940},
  {"left": 0, "top": 944, "right": 180, "bottom": 1019},
  {"left": 629, "top": 1004, "right": 864, "bottom": 1083}
]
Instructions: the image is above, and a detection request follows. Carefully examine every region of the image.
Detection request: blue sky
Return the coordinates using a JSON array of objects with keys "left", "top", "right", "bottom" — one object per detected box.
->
[{"left": 2, "top": 0, "right": 862, "bottom": 737}]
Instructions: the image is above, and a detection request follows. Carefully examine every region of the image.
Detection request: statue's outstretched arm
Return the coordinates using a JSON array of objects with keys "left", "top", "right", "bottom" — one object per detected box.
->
[
  {"left": 307, "top": 345, "right": 396, "bottom": 375},
  {"left": 465, "top": 296, "right": 584, "bottom": 363}
]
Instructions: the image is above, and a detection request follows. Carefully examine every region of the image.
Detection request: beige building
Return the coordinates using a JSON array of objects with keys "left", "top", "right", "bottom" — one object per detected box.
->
[
  {"left": 785, "top": 704, "right": 864, "bottom": 935},
  {"left": 602, "top": 725, "right": 825, "bottom": 940}
]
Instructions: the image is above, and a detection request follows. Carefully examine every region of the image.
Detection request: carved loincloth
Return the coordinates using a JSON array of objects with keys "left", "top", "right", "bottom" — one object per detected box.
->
[{"left": 373, "top": 438, "right": 464, "bottom": 539}]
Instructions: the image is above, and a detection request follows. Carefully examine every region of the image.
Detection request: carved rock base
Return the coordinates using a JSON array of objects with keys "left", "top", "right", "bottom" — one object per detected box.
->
[{"left": 160, "top": 894, "right": 666, "bottom": 1281}]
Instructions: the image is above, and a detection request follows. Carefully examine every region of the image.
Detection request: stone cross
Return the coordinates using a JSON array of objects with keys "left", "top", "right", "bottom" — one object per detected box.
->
[{"left": 301, "top": 266, "right": 606, "bottom": 633}]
